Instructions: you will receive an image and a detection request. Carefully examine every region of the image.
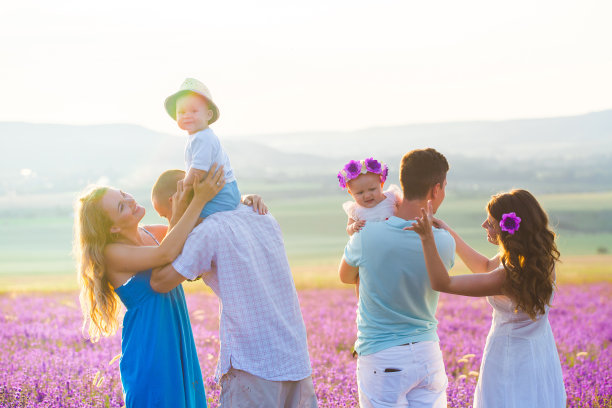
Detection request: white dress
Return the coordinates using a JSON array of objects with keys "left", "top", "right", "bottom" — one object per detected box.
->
[
  {"left": 474, "top": 294, "right": 566, "bottom": 408},
  {"left": 342, "top": 185, "right": 401, "bottom": 222}
]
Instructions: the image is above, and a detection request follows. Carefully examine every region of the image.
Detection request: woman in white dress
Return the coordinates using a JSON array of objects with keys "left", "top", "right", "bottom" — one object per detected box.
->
[{"left": 407, "top": 189, "right": 566, "bottom": 407}]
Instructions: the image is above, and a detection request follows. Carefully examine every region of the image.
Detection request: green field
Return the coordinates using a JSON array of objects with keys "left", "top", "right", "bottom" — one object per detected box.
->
[{"left": 1, "top": 191, "right": 611, "bottom": 292}]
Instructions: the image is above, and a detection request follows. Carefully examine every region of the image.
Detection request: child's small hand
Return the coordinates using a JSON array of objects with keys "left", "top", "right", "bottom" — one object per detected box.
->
[
  {"left": 404, "top": 200, "right": 435, "bottom": 241},
  {"left": 354, "top": 220, "right": 366, "bottom": 232},
  {"left": 348, "top": 220, "right": 366, "bottom": 235}
]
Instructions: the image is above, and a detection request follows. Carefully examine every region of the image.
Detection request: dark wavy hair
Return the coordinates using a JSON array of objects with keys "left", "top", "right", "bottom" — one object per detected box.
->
[{"left": 487, "top": 189, "right": 560, "bottom": 320}]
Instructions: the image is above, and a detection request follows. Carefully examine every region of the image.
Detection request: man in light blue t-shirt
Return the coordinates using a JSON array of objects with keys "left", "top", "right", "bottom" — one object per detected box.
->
[{"left": 340, "top": 148, "right": 455, "bottom": 408}]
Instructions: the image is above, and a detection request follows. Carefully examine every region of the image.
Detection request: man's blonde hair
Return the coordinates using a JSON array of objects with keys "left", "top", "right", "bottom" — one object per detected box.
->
[{"left": 151, "top": 169, "right": 186, "bottom": 202}]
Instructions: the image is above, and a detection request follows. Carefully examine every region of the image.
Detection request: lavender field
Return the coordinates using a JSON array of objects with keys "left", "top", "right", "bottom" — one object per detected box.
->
[{"left": 1, "top": 284, "right": 610, "bottom": 407}]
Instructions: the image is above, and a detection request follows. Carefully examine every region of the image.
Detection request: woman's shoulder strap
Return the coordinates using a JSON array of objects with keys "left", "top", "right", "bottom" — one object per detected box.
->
[{"left": 139, "top": 226, "right": 160, "bottom": 245}]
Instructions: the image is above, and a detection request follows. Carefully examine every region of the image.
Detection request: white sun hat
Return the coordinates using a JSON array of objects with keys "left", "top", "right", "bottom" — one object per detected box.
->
[{"left": 164, "top": 78, "right": 220, "bottom": 124}]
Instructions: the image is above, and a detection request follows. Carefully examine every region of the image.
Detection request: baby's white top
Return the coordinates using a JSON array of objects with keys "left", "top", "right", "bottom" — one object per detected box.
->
[
  {"left": 185, "top": 128, "right": 236, "bottom": 182},
  {"left": 342, "top": 184, "right": 402, "bottom": 222}
]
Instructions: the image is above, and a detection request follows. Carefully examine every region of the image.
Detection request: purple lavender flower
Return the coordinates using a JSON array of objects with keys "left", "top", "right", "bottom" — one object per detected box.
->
[
  {"left": 500, "top": 212, "right": 521, "bottom": 234},
  {"left": 364, "top": 158, "right": 382, "bottom": 174},
  {"left": 343, "top": 160, "right": 362, "bottom": 179},
  {"left": 337, "top": 172, "right": 346, "bottom": 189}
]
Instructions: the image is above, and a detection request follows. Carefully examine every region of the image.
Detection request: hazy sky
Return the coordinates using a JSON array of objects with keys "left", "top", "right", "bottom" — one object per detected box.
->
[{"left": 2, "top": 0, "right": 611, "bottom": 136}]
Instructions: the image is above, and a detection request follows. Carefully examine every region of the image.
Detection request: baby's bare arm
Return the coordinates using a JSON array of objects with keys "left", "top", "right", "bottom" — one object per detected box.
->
[{"left": 184, "top": 168, "right": 207, "bottom": 187}]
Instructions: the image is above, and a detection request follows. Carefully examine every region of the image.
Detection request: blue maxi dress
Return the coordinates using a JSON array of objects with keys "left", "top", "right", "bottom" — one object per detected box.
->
[{"left": 114, "top": 269, "right": 207, "bottom": 407}]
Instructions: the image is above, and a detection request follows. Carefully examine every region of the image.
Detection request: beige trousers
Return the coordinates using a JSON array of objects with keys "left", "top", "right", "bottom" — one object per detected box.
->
[{"left": 219, "top": 368, "right": 318, "bottom": 408}]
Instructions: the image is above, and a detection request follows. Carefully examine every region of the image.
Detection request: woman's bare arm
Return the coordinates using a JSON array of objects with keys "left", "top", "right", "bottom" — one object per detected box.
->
[
  {"left": 407, "top": 201, "right": 506, "bottom": 297},
  {"left": 426, "top": 217, "right": 500, "bottom": 273},
  {"left": 105, "top": 165, "right": 225, "bottom": 273},
  {"left": 420, "top": 235, "right": 505, "bottom": 296}
]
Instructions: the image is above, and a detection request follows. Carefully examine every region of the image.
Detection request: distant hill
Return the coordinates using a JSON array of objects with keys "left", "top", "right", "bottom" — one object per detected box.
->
[
  {"left": 1, "top": 110, "right": 611, "bottom": 205},
  {"left": 231, "top": 110, "right": 612, "bottom": 160},
  {"left": 0, "top": 122, "right": 337, "bottom": 196}
]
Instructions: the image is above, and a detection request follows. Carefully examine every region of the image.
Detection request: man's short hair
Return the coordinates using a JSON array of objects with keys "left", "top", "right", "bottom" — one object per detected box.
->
[
  {"left": 152, "top": 169, "right": 186, "bottom": 201},
  {"left": 400, "top": 148, "right": 449, "bottom": 200}
]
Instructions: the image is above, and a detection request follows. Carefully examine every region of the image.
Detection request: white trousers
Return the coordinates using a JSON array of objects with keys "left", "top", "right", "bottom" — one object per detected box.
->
[{"left": 357, "top": 341, "right": 448, "bottom": 408}]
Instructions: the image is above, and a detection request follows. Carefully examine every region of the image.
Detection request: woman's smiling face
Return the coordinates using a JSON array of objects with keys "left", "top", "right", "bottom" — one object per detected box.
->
[
  {"left": 101, "top": 188, "right": 146, "bottom": 234},
  {"left": 482, "top": 213, "right": 501, "bottom": 245}
]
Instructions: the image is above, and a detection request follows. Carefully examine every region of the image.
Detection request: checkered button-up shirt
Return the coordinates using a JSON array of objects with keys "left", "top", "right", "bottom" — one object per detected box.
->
[{"left": 172, "top": 205, "right": 312, "bottom": 382}]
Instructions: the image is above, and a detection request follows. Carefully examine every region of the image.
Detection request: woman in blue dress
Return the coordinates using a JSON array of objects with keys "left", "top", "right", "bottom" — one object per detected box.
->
[{"left": 74, "top": 166, "right": 226, "bottom": 407}]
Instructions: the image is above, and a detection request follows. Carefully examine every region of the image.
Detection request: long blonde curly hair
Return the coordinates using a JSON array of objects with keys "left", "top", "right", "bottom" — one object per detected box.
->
[
  {"left": 487, "top": 189, "right": 560, "bottom": 320},
  {"left": 73, "top": 186, "right": 121, "bottom": 342}
]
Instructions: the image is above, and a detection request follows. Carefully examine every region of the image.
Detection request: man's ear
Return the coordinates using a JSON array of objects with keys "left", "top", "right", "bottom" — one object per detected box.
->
[{"left": 428, "top": 183, "right": 441, "bottom": 200}]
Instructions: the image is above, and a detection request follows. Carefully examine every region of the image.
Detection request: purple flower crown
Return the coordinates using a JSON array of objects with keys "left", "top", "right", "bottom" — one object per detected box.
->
[
  {"left": 500, "top": 212, "right": 521, "bottom": 235},
  {"left": 337, "top": 158, "right": 389, "bottom": 189}
]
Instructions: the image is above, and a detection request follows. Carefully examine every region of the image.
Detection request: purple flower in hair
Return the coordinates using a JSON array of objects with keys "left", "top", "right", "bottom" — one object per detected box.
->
[
  {"left": 500, "top": 212, "right": 521, "bottom": 235},
  {"left": 337, "top": 172, "right": 347, "bottom": 189},
  {"left": 381, "top": 165, "right": 389, "bottom": 183},
  {"left": 344, "top": 160, "right": 362, "bottom": 179},
  {"left": 364, "top": 157, "right": 382, "bottom": 173},
  {"left": 337, "top": 157, "right": 389, "bottom": 189}
]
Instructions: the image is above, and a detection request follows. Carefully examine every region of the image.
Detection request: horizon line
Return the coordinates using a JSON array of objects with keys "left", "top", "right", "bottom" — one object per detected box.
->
[{"left": 1, "top": 107, "right": 610, "bottom": 138}]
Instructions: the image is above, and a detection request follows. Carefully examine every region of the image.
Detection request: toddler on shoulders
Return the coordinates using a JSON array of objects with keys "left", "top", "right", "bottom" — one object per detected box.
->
[
  {"left": 338, "top": 158, "right": 402, "bottom": 297},
  {"left": 164, "top": 78, "right": 240, "bottom": 219},
  {"left": 338, "top": 158, "right": 401, "bottom": 235}
]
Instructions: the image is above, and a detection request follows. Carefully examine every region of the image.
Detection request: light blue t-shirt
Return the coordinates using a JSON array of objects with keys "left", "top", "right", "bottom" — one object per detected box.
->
[
  {"left": 344, "top": 216, "right": 456, "bottom": 356},
  {"left": 185, "top": 128, "right": 236, "bottom": 183}
]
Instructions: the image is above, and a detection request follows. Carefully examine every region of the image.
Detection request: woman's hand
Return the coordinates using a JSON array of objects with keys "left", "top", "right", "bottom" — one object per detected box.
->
[
  {"left": 170, "top": 179, "right": 191, "bottom": 227},
  {"left": 431, "top": 215, "right": 450, "bottom": 231},
  {"left": 242, "top": 194, "right": 269, "bottom": 215},
  {"left": 192, "top": 163, "right": 225, "bottom": 205},
  {"left": 404, "top": 200, "right": 435, "bottom": 241}
]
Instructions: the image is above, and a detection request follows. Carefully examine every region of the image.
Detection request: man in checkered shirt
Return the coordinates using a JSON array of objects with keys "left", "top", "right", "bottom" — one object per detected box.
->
[{"left": 150, "top": 170, "right": 317, "bottom": 408}]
